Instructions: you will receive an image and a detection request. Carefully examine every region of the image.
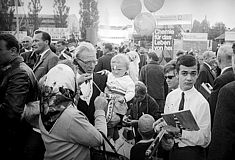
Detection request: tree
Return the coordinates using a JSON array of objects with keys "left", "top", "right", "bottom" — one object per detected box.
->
[
  {"left": 173, "top": 25, "right": 182, "bottom": 39},
  {"left": 0, "top": 0, "right": 15, "bottom": 31},
  {"left": 208, "top": 22, "right": 226, "bottom": 40},
  {"left": 53, "top": 0, "right": 70, "bottom": 28},
  {"left": 28, "top": 0, "right": 42, "bottom": 34},
  {"left": 79, "top": 0, "right": 99, "bottom": 40},
  {"left": 200, "top": 17, "right": 210, "bottom": 33},
  {"left": 191, "top": 20, "right": 201, "bottom": 33}
]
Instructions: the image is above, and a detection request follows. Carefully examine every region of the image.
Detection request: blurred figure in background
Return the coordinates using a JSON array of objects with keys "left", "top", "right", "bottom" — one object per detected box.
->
[
  {"left": 209, "top": 45, "right": 234, "bottom": 125},
  {"left": 195, "top": 51, "right": 216, "bottom": 100},
  {"left": 20, "top": 36, "right": 33, "bottom": 54},
  {"left": 164, "top": 60, "right": 179, "bottom": 93},
  {"left": 139, "top": 51, "right": 167, "bottom": 113},
  {"left": 56, "top": 40, "right": 72, "bottom": 60},
  {"left": 95, "top": 43, "right": 115, "bottom": 72},
  {"left": 126, "top": 51, "right": 140, "bottom": 83}
]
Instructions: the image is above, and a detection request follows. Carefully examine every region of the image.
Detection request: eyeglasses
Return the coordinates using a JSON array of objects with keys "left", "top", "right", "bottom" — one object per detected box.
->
[
  {"left": 165, "top": 75, "right": 175, "bottom": 79},
  {"left": 77, "top": 58, "right": 98, "bottom": 65},
  {"left": 22, "top": 41, "right": 29, "bottom": 43}
]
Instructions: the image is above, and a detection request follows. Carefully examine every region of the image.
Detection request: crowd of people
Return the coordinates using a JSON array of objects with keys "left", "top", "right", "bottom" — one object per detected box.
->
[{"left": 0, "top": 31, "right": 235, "bottom": 160}]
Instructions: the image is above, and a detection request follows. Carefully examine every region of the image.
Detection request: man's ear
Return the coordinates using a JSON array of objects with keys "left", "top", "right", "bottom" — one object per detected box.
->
[
  {"left": 10, "top": 47, "right": 18, "bottom": 55},
  {"left": 44, "top": 40, "right": 49, "bottom": 45}
]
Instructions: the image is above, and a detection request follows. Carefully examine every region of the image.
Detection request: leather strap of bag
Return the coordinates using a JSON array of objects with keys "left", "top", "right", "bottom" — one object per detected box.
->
[{"left": 99, "top": 131, "right": 119, "bottom": 155}]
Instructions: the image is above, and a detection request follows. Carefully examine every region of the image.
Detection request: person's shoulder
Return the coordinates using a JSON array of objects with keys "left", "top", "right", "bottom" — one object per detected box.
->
[
  {"left": 94, "top": 72, "right": 108, "bottom": 80},
  {"left": 221, "top": 81, "right": 235, "bottom": 92},
  {"left": 193, "top": 87, "right": 209, "bottom": 104},
  {"left": 167, "top": 88, "right": 180, "bottom": 97},
  {"left": 20, "top": 50, "right": 33, "bottom": 56}
]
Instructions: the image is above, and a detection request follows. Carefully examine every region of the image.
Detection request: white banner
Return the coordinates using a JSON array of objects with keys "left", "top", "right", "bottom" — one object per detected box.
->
[
  {"left": 182, "top": 33, "right": 208, "bottom": 41},
  {"left": 0, "top": 31, "right": 27, "bottom": 41},
  {"left": 225, "top": 32, "right": 235, "bottom": 41}
]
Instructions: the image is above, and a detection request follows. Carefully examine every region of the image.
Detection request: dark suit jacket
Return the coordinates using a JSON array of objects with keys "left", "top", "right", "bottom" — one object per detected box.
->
[
  {"left": 209, "top": 67, "right": 235, "bottom": 125},
  {"left": 94, "top": 52, "right": 115, "bottom": 72},
  {"left": 208, "top": 81, "right": 235, "bottom": 160},
  {"left": 195, "top": 63, "right": 215, "bottom": 100},
  {"left": 139, "top": 61, "right": 167, "bottom": 112},
  {"left": 33, "top": 50, "right": 59, "bottom": 81},
  {"left": 0, "top": 56, "right": 38, "bottom": 159},
  {"left": 20, "top": 51, "right": 37, "bottom": 69},
  {"left": 76, "top": 73, "right": 107, "bottom": 124}
]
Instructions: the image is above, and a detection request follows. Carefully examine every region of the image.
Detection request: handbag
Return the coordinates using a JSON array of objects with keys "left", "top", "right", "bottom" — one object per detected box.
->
[{"left": 90, "top": 131, "right": 129, "bottom": 160}]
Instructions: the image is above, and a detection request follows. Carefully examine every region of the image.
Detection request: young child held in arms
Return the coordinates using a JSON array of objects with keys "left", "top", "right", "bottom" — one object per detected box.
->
[{"left": 104, "top": 54, "right": 135, "bottom": 141}]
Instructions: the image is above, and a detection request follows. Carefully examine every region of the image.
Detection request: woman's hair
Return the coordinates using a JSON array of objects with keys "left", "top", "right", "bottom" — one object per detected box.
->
[{"left": 164, "top": 60, "right": 177, "bottom": 74}]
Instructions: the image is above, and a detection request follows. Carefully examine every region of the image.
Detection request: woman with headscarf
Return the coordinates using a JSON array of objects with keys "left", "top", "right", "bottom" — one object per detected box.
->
[{"left": 38, "top": 63, "right": 108, "bottom": 160}]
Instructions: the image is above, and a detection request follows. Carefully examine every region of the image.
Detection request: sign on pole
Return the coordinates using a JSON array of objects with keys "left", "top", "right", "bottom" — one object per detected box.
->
[{"left": 152, "top": 28, "right": 174, "bottom": 51}]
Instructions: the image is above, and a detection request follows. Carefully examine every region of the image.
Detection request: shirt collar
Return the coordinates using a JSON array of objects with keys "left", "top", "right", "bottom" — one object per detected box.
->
[
  {"left": 221, "top": 66, "right": 232, "bottom": 75},
  {"left": 179, "top": 86, "right": 196, "bottom": 96},
  {"left": 203, "top": 62, "right": 212, "bottom": 70},
  {"left": 39, "top": 49, "right": 50, "bottom": 61}
]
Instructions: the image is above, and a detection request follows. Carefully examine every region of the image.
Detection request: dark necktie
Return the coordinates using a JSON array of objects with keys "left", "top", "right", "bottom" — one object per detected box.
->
[
  {"left": 174, "top": 92, "right": 185, "bottom": 130},
  {"left": 179, "top": 92, "right": 185, "bottom": 111}
]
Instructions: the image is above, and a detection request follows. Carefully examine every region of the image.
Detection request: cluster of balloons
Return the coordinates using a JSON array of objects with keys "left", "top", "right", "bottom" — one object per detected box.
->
[{"left": 121, "top": 0, "right": 165, "bottom": 36}]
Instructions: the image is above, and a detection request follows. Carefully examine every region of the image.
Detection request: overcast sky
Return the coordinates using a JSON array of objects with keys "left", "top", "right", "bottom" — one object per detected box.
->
[{"left": 20, "top": 0, "right": 235, "bottom": 28}]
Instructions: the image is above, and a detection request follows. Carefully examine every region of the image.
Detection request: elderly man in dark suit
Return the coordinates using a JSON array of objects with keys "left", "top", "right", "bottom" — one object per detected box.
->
[
  {"left": 208, "top": 45, "right": 235, "bottom": 160},
  {"left": 74, "top": 41, "right": 107, "bottom": 124},
  {"left": 32, "top": 30, "right": 59, "bottom": 81},
  {"left": 209, "top": 44, "right": 235, "bottom": 125},
  {"left": 195, "top": 51, "right": 217, "bottom": 100}
]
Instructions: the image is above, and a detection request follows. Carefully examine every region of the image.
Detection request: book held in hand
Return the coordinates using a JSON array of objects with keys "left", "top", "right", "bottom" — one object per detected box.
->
[{"left": 161, "top": 110, "right": 200, "bottom": 131}]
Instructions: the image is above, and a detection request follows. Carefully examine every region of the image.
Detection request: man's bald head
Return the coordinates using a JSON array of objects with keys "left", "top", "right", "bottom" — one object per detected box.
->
[
  {"left": 21, "top": 36, "right": 33, "bottom": 50},
  {"left": 217, "top": 45, "right": 233, "bottom": 69}
]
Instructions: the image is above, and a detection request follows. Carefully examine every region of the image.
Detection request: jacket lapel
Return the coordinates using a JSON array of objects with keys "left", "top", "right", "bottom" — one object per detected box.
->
[{"left": 33, "top": 50, "right": 50, "bottom": 71}]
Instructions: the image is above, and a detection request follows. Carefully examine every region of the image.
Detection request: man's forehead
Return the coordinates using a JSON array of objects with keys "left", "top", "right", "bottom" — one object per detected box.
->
[
  {"left": 165, "top": 70, "right": 175, "bottom": 75},
  {"left": 22, "top": 36, "right": 32, "bottom": 42},
  {"left": 79, "top": 50, "right": 96, "bottom": 60},
  {"left": 179, "top": 65, "right": 197, "bottom": 72},
  {"left": 33, "top": 33, "right": 42, "bottom": 39}
]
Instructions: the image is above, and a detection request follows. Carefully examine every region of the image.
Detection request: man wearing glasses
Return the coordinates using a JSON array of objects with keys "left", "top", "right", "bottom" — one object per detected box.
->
[
  {"left": 164, "top": 60, "right": 179, "bottom": 93},
  {"left": 74, "top": 42, "right": 107, "bottom": 124}
]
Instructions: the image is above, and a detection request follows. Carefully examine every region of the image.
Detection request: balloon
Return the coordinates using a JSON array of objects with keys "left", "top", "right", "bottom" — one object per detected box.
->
[
  {"left": 134, "top": 12, "right": 156, "bottom": 36},
  {"left": 144, "top": 0, "right": 165, "bottom": 12},
  {"left": 121, "top": 0, "right": 142, "bottom": 20}
]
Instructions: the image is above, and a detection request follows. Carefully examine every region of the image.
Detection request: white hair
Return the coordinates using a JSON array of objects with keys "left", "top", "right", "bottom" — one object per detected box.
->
[{"left": 74, "top": 42, "right": 96, "bottom": 59}]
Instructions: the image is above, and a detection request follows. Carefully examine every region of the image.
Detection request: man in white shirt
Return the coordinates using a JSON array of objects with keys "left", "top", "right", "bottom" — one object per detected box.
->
[{"left": 154, "top": 55, "right": 211, "bottom": 160}]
